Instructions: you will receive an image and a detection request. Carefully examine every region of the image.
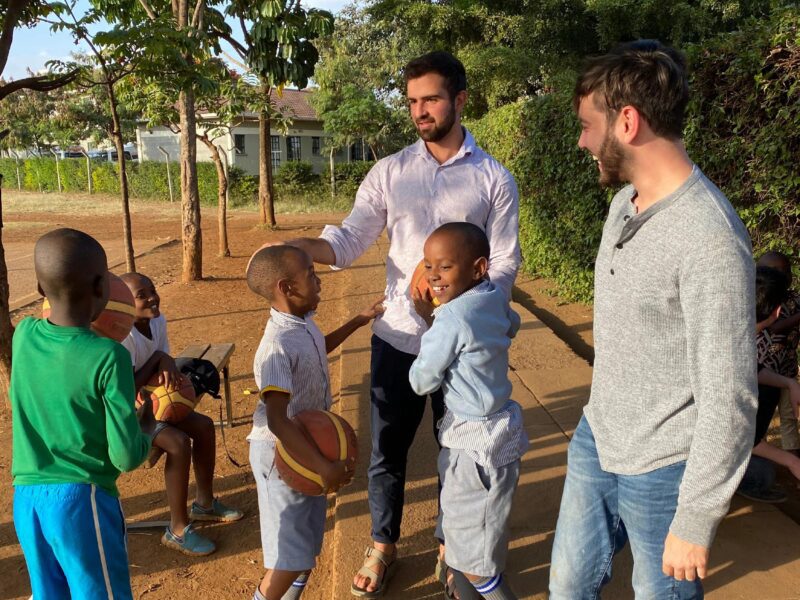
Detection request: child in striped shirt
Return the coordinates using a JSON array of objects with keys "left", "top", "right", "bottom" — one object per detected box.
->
[
  {"left": 410, "top": 222, "right": 527, "bottom": 600},
  {"left": 246, "top": 244, "right": 383, "bottom": 600}
]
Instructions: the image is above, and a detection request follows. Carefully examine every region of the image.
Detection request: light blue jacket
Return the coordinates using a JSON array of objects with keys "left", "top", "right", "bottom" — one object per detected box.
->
[{"left": 409, "top": 281, "right": 520, "bottom": 420}]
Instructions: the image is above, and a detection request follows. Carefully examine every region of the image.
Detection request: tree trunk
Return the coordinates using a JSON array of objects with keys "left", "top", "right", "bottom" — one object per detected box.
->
[
  {"left": 178, "top": 88, "right": 202, "bottom": 281},
  {"left": 200, "top": 136, "right": 230, "bottom": 257},
  {"left": 107, "top": 81, "right": 135, "bottom": 273},
  {"left": 0, "top": 185, "right": 12, "bottom": 397},
  {"left": 258, "top": 84, "right": 276, "bottom": 227},
  {"left": 329, "top": 146, "right": 336, "bottom": 198}
]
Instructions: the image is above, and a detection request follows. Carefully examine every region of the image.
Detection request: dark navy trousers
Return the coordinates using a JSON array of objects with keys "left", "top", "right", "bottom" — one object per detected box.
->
[{"left": 367, "top": 334, "right": 445, "bottom": 544}]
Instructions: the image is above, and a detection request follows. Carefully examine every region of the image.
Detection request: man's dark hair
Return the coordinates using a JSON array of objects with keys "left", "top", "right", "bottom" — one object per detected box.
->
[
  {"left": 756, "top": 266, "right": 789, "bottom": 322},
  {"left": 432, "top": 222, "right": 490, "bottom": 261},
  {"left": 574, "top": 39, "right": 689, "bottom": 139},
  {"left": 404, "top": 51, "right": 467, "bottom": 100}
]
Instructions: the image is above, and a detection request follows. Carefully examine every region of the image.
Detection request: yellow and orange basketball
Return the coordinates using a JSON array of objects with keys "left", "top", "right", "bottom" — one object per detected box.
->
[
  {"left": 42, "top": 271, "right": 135, "bottom": 342},
  {"left": 409, "top": 259, "right": 440, "bottom": 307},
  {"left": 275, "top": 409, "right": 358, "bottom": 496},
  {"left": 136, "top": 373, "right": 198, "bottom": 423}
]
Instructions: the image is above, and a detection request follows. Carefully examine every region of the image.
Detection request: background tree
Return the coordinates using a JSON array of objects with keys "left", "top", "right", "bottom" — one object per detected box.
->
[{"left": 213, "top": 0, "right": 333, "bottom": 226}]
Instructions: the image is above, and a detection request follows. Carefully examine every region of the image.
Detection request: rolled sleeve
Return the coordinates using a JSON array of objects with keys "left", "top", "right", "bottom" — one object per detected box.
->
[
  {"left": 670, "top": 237, "right": 758, "bottom": 546},
  {"left": 258, "top": 345, "right": 294, "bottom": 400},
  {"left": 319, "top": 163, "right": 387, "bottom": 269},
  {"left": 486, "top": 175, "right": 521, "bottom": 299}
]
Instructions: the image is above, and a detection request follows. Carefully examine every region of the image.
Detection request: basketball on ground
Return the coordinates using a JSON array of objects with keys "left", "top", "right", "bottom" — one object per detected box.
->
[
  {"left": 409, "top": 259, "right": 440, "bottom": 307},
  {"left": 136, "top": 374, "right": 198, "bottom": 423},
  {"left": 42, "top": 272, "right": 135, "bottom": 342},
  {"left": 275, "top": 409, "right": 358, "bottom": 496}
]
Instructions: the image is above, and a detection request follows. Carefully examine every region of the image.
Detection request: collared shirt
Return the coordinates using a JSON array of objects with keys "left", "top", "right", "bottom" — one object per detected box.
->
[
  {"left": 410, "top": 280, "right": 528, "bottom": 467},
  {"left": 319, "top": 128, "right": 521, "bottom": 355},
  {"left": 247, "top": 308, "right": 331, "bottom": 442}
]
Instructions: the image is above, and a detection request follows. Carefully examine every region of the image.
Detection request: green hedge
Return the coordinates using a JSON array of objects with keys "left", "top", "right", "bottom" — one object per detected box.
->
[
  {"left": 472, "top": 8, "right": 800, "bottom": 302},
  {"left": 0, "top": 157, "right": 259, "bottom": 207}
]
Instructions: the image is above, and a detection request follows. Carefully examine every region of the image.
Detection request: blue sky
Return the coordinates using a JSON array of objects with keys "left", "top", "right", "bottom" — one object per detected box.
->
[{"left": 5, "top": 0, "right": 350, "bottom": 79}]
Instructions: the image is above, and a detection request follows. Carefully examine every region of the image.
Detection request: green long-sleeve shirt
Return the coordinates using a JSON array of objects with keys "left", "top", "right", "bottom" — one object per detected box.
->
[{"left": 11, "top": 317, "right": 151, "bottom": 496}]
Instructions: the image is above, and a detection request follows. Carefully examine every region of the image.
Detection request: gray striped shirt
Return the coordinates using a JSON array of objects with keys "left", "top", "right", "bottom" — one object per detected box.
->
[{"left": 247, "top": 308, "right": 331, "bottom": 442}]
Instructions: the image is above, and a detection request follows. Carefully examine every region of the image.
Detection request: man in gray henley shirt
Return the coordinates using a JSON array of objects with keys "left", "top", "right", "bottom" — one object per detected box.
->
[{"left": 549, "top": 40, "right": 757, "bottom": 599}]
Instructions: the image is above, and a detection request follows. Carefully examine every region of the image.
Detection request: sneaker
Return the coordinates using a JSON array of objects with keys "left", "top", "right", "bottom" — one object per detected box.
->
[
  {"left": 161, "top": 524, "right": 216, "bottom": 556},
  {"left": 736, "top": 486, "right": 788, "bottom": 504},
  {"left": 190, "top": 498, "right": 244, "bottom": 522}
]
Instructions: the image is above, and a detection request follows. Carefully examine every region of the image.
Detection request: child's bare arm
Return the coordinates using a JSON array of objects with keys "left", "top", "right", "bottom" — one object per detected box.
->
[
  {"left": 133, "top": 350, "right": 182, "bottom": 390},
  {"left": 264, "top": 391, "right": 354, "bottom": 492},
  {"left": 324, "top": 296, "right": 385, "bottom": 354},
  {"left": 769, "top": 311, "right": 800, "bottom": 334}
]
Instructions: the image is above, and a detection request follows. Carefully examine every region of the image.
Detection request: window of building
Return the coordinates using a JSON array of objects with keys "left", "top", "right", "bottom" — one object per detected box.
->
[
  {"left": 287, "top": 136, "right": 302, "bottom": 161},
  {"left": 350, "top": 139, "right": 364, "bottom": 162},
  {"left": 312, "top": 136, "right": 321, "bottom": 156},
  {"left": 271, "top": 135, "right": 281, "bottom": 171},
  {"left": 234, "top": 134, "right": 246, "bottom": 155}
]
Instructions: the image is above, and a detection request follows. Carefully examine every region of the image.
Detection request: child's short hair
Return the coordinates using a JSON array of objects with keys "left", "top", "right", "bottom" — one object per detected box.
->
[
  {"left": 246, "top": 245, "right": 306, "bottom": 300},
  {"left": 431, "top": 222, "right": 490, "bottom": 262},
  {"left": 756, "top": 266, "right": 789, "bottom": 322},
  {"left": 34, "top": 228, "right": 107, "bottom": 301}
]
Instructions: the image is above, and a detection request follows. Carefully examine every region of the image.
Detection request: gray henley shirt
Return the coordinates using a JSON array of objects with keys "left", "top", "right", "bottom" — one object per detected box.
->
[{"left": 584, "top": 165, "right": 758, "bottom": 547}]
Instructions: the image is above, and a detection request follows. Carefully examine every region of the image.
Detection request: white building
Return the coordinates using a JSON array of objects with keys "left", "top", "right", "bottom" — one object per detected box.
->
[{"left": 135, "top": 89, "right": 372, "bottom": 176}]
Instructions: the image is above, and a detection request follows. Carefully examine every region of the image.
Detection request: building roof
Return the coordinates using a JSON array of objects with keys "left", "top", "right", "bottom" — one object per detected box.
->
[{"left": 238, "top": 88, "right": 319, "bottom": 122}]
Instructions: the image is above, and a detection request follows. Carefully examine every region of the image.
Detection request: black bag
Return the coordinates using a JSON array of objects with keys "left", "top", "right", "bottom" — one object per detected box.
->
[{"left": 175, "top": 357, "right": 221, "bottom": 400}]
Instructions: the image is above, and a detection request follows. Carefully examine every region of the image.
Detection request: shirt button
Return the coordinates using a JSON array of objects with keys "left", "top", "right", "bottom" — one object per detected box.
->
[
  {"left": 610, "top": 269, "right": 615, "bottom": 275},
  {"left": 616, "top": 243, "right": 623, "bottom": 249}
]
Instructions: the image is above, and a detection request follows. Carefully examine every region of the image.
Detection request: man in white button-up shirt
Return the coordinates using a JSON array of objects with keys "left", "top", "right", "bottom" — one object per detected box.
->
[{"left": 283, "top": 51, "right": 520, "bottom": 597}]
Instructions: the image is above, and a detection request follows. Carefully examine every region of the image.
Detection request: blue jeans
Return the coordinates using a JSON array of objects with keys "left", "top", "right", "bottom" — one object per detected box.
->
[
  {"left": 368, "top": 335, "right": 445, "bottom": 544},
  {"left": 549, "top": 417, "right": 703, "bottom": 599}
]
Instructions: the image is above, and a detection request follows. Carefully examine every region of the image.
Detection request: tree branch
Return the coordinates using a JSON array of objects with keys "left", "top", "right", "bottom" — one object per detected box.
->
[
  {"left": 0, "top": 0, "right": 30, "bottom": 77},
  {"left": 0, "top": 70, "right": 79, "bottom": 102},
  {"left": 190, "top": 0, "right": 204, "bottom": 30},
  {"left": 138, "top": 0, "right": 158, "bottom": 20}
]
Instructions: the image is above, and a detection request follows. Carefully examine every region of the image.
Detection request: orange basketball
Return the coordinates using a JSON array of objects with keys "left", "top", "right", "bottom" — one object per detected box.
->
[
  {"left": 275, "top": 409, "right": 358, "bottom": 496},
  {"left": 42, "top": 272, "right": 135, "bottom": 342},
  {"left": 136, "top": 374, "right": 197, "bottom": 423},
  {"left": 409, "top": 259, "right": 440, "bottom": 307}
]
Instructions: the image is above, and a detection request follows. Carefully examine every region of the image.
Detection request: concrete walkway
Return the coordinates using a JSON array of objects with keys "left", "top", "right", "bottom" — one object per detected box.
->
[{"left": 322, "top": 243, "right": 800, "bottom": 599}]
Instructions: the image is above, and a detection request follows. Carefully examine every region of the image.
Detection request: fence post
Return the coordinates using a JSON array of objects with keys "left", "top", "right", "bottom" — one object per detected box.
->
[
  {"left": 157, "top": 146, "right": 173, "bottom": 202},
  {"left": 49, "top": 149, "right": 62, "bottom": 193},
  {"left": 9, "top": 151, "right": 21, "bottom": 191},
  {"left": 80, "top": 149, "right": 92, "bottom": 194}
]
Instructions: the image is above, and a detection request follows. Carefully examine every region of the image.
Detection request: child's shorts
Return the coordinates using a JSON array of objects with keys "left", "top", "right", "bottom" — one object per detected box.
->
[
  {"left": 13, "top": 482, "right": 133, "bottom": 599},
  {"left": 435, "top": 447, "right": 520, "bottom": 577},
  {"left": 249, "top": 439, "right": 327, "bottom": 571}
]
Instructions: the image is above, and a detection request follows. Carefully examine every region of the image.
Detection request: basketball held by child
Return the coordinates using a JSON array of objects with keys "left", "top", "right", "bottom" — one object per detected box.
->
[
  {"left": 275, "top": 409, "right": 358, "bottom": 496},
  {"left": 136, "top": 374, "right": 198, "bottom": 423},
  {"left": 409, "top": 259, "right": 440, "bottom": 307},
  {"left": 42, "top": 272, "right": 135, "bottom": 342}
]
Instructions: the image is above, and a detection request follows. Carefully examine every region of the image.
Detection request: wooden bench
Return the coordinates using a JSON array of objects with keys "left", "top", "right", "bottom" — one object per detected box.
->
[{"left": 178, "top": 342, "right": 236, "bottom": 427}]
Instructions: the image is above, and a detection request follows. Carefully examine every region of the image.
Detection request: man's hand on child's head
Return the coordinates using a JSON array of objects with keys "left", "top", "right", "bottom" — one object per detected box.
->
[
  {"left": 138, "top": 397, "right": 157, "bottom": 436},
  {"left": 359, "top": 296, "right": 386, "bottom": 324},
  {"left": 411, "top": 287, "right": 435, "bottom": 327}
]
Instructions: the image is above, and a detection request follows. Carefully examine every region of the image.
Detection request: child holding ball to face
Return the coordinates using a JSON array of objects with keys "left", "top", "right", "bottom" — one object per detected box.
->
[
  {"left": 410, "top": 222, "right": 528, "bottom": 600},
  {"left": 120, "top": 272, "right": 242, "bottom": 557}
]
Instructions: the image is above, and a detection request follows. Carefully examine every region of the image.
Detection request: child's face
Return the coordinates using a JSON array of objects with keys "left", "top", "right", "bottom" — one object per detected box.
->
[
  {"left": 422, "top": 232, "right": 487, "bottom": 305},
  {"left": 283, "top": 251, "right": 322, "bottom": 314},
  {"left": 127, "top": 275, "right": 161, "bottom": 320}
]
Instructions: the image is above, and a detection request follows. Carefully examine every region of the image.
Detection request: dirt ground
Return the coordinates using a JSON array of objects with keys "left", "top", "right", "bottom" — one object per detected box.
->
[{"left": 0, "top": 193, "right": 353, "bottom": 600}]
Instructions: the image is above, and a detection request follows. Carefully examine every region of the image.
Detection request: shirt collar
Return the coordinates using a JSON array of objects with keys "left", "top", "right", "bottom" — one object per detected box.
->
[
  {"left": 432, "top": 279, "right": 493, "bottom": 316},
  {"left": 269, "top": 307, "right": 314, "bottom": 328},
  {"left": 410, "top": 127, "right": 476, "bottom": 165}
]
